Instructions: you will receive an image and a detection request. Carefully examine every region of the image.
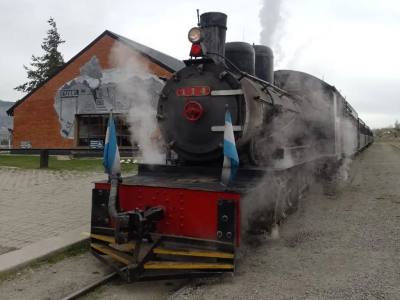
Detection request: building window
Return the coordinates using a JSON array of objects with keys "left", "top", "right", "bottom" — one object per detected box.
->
[{"left": 77, "top": 114, "right": 131, "bottom": 148}]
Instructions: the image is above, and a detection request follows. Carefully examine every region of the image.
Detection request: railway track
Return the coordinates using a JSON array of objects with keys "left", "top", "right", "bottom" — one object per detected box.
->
[{"left": 60, "top": 272, "right": 117, "bottom": 300}]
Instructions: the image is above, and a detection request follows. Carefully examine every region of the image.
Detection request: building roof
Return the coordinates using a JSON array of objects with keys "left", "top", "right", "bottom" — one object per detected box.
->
[
  {"left": 7, "top": 30, "right": 184, "bottom": 116},
  {"left": 109, "top": 31, "right": 184, "bottom": 72}
]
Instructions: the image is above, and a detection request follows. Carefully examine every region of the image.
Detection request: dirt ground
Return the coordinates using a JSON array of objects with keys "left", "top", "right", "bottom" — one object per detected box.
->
[{"left": 0, "top": 142, "right": 399, "bottom": 299}]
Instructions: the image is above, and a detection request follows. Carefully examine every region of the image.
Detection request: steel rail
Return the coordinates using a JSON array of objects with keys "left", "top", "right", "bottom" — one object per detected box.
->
[{"left": 60, "top": 272, "right": 117, "bottom": 300}]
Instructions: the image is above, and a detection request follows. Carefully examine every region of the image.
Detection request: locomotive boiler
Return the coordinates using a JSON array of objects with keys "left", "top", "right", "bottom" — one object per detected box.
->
[
  {"left": 89, "top": 11, "right": 373, "bottom": 282},
  {"left": 157, "top": 12, "right": 302, "bottom": 165}
]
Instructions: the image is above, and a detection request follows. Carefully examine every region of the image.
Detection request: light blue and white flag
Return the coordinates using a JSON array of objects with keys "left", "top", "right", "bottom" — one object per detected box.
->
[
  {"left": 103, "top": 112, "right": 121, "bottom": 176},
  {"left": 221, "top": 110, "right": 239, "bottom": 185}
]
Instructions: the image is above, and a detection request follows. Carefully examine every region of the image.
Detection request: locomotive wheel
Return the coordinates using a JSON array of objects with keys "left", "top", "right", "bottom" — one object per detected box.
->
[
  {"left": 246, "top": 172, "right": 290, "bottom": 234},
  {"left": 245, "top": 168, "right": 307, "bottom": 237},
  {"left": 247, "top": 135, "right": 273, "bottom": 167},
  {"left": 316, "top": 160, "right": 339, "bottom": 196}
]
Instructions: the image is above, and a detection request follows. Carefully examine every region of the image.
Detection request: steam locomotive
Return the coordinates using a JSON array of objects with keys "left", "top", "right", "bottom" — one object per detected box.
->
[{"left": 90, "top": 12, "right": 373, "bottom": 282}]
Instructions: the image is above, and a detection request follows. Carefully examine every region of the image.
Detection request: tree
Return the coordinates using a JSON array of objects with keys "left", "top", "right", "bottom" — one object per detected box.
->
[{"left": 15, "top": 17, "right": 65, "bottom": 93}]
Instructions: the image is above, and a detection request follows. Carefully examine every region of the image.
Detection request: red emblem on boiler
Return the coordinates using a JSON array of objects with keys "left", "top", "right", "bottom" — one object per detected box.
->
[{"left": 183, "top": 100, "right": 204, "bottom": 122}]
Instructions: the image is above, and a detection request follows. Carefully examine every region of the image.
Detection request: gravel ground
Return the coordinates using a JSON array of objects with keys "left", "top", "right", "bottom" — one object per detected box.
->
[
  {"left": 0, "top": 142, "right": 398, "bottom": 299},
  {"left": 0, "top": 252, "right": 184, "bottom": 300},
  {"left": 171, "top": 142, "right": 400, "bottom": 300},
  {"left": 81, "top": 276, "right": 186, "bottom": 300},
  {"left": 0, "top": 252, "right": 113, "bottom": 299}
]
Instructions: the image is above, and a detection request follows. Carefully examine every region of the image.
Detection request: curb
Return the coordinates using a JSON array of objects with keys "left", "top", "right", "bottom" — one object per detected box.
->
[
  {"left": 390, "top": 143, "right": 400, "bottom": 150},
  {"left": 0, "top": 224, "right": 89, "bottom": 275}
]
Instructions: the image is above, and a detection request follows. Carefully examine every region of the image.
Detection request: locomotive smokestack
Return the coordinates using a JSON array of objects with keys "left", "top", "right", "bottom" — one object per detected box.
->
[{"left": 200, "top": 12, "right": 227, "bottom": 63}]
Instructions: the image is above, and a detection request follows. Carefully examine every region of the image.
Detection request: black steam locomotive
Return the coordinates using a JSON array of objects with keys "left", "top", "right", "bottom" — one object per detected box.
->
[
  {"left": 158, "top": 12, "right": 372, "bottom": 166},
  {"left": 90, "top": 12, "right": 373, "bottom": 282}
]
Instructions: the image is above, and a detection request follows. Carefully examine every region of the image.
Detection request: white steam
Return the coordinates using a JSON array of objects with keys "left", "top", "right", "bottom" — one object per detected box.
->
[
  {"left": 242, "top": 71, "right": 359, "bottom": 238},
  {"left": 259, "top": 0, "right": 287, "bottom": 63},
  {"left": 109, "top": 43, "right": 165, "bottom": 164},
  {"left": 258, "top": 1, "right": 323, "bottom": 69},
  {"left": 336, "top": 118, "right": 358, "bottom": 180}
]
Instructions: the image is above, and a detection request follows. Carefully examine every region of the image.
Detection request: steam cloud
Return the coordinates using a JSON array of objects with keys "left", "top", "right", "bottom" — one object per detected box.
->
[
  {"left": 109, "top": 43, "right": 165, "bottom": 164},
  {"left": 259, "top": 1, "right": 357, "bottom": 184},
  {"left": 258, "top": 0, "right": 314, "bottom": 69},
  {"left": 242, "top": 70, "right": 358, "bottom": 237},
  {"left": 253, "top": 2, "right": 361, "bottom": 239},
  {"left": 259, "top": 0, "right": 286, "bottom": 63}
]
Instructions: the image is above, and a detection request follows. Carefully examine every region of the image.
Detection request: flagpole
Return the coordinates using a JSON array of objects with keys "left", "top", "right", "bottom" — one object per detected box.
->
[
  {"left": 221, "top": 104, "right": 229, "bottom": 187},
  {"left": 221, "top": 104, "right": 239, "bottom": 187},
  {"left": 107, "top": 109, "right": 113, "bottom": 182},
  {"left": 104, "top": 108, "right": 122, "bottom": 223}
]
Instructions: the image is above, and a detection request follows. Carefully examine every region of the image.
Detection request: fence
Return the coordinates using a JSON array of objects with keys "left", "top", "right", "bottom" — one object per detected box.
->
[{"left": 0, "top": 148, "right": 139, "bottom": 169}]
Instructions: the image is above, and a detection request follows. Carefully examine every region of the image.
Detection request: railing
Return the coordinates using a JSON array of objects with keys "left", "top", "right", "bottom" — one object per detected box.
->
[{"left": 0, "top": 147, "right": 139, "bottom": 169}]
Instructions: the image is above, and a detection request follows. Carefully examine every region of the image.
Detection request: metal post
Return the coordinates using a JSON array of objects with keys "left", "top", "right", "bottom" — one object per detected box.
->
[{"left": 40, "top": 149, "right": 49, "bottom": 168}]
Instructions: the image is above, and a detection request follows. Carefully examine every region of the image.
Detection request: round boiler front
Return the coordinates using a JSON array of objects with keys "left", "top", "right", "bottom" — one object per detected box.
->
[{"left": 157, "top": 62, "right": 241, "bottom": 162}]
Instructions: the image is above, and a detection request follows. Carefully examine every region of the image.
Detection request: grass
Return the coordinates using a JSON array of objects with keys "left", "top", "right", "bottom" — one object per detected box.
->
[
  {"left": 0, "top": 240, "right": 89, "bottom": 282},
  {"left": 0, "top": 154, "right": 40, "bottom": 169},
  {"left": 0, "top": 154, "right": 137, "bottom": 173},
  {"left": 29, "top": 240, "right": 90, "bottom": 268}
]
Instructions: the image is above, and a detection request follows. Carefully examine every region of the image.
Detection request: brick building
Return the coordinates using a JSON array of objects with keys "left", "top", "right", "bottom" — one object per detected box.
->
[{"left": 7, "top": 31, "right": 184, "bottom": 149}]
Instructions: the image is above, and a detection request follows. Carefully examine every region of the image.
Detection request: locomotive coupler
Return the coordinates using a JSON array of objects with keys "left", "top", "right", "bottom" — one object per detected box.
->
[{"left": 114, "top": 206, "right": 164, "bottom": 245}]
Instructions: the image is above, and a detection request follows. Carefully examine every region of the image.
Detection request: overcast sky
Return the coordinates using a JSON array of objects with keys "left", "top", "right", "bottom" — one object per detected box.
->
[{"left": 0, "top": 0, "right": 399, "bottom": 128}]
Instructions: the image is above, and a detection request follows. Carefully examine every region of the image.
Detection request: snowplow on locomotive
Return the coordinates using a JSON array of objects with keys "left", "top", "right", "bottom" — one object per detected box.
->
[{"left": 90, "top": 11, "right": 373, "bottom": 282}]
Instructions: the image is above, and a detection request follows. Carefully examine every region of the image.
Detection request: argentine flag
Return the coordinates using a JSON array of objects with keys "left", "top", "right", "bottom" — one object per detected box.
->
[
  {"left": 221, "top": 110, "right": 239, "bottom": 186},
  {"left": 103, "top": 112, "right": 121, "bottom": 176}
]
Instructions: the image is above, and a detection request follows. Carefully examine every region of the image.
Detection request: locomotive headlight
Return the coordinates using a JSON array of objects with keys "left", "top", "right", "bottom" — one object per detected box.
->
[{"left": 188, "top": 27, "right": 203, "bottom": 44}]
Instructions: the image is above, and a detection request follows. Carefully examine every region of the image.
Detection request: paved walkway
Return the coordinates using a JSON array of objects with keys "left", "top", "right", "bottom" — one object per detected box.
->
[{"left": 0, "top": 168, "right": 104, "bottom": 253}]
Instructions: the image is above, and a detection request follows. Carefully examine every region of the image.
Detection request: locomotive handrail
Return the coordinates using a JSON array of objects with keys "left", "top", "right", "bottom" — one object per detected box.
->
[
  {"left": 204, "top": 51, "right": 331, "bottom": 116},
  {"left": 206, "top": 51, "right": 292, "bottom": 97}
]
